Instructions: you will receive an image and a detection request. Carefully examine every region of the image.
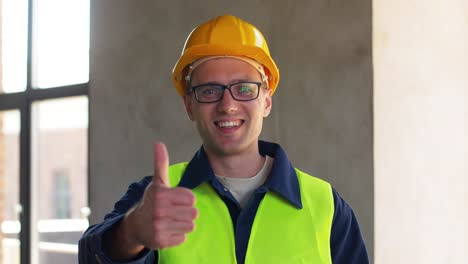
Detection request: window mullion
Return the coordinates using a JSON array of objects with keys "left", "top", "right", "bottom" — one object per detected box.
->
[{"left": 19, "top": 102, "right": 31, "bottom": 264}]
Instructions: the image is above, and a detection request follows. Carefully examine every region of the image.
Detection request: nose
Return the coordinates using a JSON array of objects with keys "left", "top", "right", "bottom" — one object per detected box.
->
[{"left": 216, "top": 89, "right": 238, "bottom": 113}]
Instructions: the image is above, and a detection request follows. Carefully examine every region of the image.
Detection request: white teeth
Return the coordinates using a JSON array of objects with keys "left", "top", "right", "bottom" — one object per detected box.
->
[{"left": 217, "top": 120, "right": 241, "bottom": 128}]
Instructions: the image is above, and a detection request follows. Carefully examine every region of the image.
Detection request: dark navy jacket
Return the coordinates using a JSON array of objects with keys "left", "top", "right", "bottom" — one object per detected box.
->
[{"left": 79, "top": 141, "right": 369, "bottom": 263}]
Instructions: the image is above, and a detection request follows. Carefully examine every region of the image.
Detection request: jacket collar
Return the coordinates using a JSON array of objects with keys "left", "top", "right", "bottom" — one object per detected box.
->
[{"left": 178, "top": 140, "right": 302, "bottom": 208}]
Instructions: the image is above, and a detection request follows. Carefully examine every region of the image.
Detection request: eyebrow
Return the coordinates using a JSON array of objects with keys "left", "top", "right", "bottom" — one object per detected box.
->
[
  {"left": 194, "top": 78, "right": 260, "bottom": 86},
  {"left": 230, "top": 78, "right": 255, "bottom": 83}
]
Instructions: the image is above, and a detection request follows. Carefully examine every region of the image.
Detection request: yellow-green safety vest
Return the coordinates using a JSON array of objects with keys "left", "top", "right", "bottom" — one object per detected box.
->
[{"left": 159, "top": 162, "right": 334, "bottom": 264}]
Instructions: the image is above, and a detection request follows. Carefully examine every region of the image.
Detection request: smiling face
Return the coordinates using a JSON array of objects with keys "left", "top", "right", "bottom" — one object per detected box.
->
[{"left": 183, "top": 57, "right": 272, "bottom": 157}]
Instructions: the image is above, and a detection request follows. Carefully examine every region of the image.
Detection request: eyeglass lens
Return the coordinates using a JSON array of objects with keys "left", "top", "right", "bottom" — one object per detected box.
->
[{"left": 194, "top": 82, "right": 260, "bottom": 102}]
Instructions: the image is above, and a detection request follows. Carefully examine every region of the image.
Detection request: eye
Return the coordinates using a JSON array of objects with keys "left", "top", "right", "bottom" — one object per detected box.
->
[
  {"left": 202, "top": 88, "right": 216, "bottom": 95},
  {"left": 239, "top": 85, "right": 251, "bottom": 93},
  {"left": 197, "top": 85, "right": 221, "bottom": 97},
  {"left": 233, "top": 83, "right": 256, "bottom": 95}
]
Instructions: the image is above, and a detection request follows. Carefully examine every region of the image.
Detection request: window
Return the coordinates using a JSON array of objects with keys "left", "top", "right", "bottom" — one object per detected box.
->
[
  {"left": 53, "top": 169, "right": 71, "bottom": 219},
  {"left": 0, "top": 0, "right": 90, "bottom": 263},
  {"left": 0, "top": 110, "right": 21, "bottom": 264}
]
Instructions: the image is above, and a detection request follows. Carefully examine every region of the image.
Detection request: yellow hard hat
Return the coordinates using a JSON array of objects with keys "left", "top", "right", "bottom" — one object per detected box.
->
[{"left": 172, "top": 14, "right": 280, "bottom": 96}]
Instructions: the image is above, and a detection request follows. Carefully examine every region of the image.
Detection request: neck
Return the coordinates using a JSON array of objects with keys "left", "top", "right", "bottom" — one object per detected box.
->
[{"left": 204, "top": 145, "right": 265, "bottom": 179}]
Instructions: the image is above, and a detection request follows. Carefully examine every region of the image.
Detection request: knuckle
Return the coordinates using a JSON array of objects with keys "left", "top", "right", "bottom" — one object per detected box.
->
[
  {"left": 153, "top": 207, "right": 167, "bottom": 219},
  {"left": 175, "top": 187, "right": 192, "bottom": 196},
  {"left": 187, "top": 222, "right": 195, "bottom": 232},
  {"left": 190, "top": 208, "right": 199, "bottom": 218},
  {"left": 178, "top": 234, "right": 187, "bottom": 244}
]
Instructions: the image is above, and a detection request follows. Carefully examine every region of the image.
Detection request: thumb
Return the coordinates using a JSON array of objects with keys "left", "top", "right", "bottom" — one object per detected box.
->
[{"left": 153, "top": 142, "right": 170, "bottom": 187}]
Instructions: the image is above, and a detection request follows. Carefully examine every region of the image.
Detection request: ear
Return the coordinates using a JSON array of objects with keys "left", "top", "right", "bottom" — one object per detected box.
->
[
  {"left": 263, "top": 89, "right": 273, "bottom": 118},
  {"left": 183, "top": 95, "right": 195, "bottom": 121}
]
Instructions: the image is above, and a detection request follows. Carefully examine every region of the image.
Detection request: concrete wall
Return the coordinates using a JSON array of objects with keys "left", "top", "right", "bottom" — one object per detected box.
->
[
  {"left": 90, "top": 0, "right": 374, "bottom": 258},
  {"left": 374, "top": 0, "right": 468, "bottom": 263}
]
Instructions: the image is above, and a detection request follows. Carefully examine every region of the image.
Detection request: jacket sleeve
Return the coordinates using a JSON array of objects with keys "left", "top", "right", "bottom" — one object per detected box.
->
[
  {"left": 330, "top": 188, "right": 369, "bottom": 264},
  {"left": 78, "top": 176, "right": 156, "bottom": 264}
]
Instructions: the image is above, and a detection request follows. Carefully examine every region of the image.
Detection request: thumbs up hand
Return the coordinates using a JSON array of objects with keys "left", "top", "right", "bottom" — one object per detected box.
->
[
  {"left": 102, "top": 142, "right": 198, "bottom": 261},
  {"left": 125, "top": 142, "right": 198, "bottom": 250}
]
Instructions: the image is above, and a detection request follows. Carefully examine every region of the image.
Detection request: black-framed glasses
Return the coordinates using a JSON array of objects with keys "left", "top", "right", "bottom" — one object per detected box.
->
[{"left": 190, "top": 81, "right": 262, "bottom": 103}]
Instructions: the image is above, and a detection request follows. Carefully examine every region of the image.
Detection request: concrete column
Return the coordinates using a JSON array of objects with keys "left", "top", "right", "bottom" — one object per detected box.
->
[{"left": 374, "top": 0, "right": 468, "bottom": 262}]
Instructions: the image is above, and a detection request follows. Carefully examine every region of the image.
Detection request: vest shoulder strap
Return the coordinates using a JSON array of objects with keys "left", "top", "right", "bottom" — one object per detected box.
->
[{"left": 168, "top": 162, "right": 189, "bottom": 187}]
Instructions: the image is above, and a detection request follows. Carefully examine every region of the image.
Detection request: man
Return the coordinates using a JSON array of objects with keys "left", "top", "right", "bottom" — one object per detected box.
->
[{"left": 79, "top": 14, "right": 369, "bottom": 263}]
